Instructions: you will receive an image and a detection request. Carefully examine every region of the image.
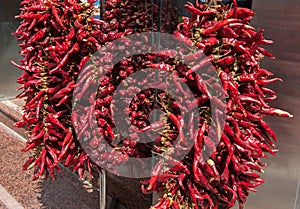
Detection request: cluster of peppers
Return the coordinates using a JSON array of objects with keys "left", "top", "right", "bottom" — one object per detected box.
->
[
  {"left": 141, "top": 2, "right": 293, "bottom": 209},
  {"left": 102, "top": 0, "right": 178, "bottom": 33},
  {"left": 12, "top": 0, "right": 292, "bottom": 208},
  {"left": 12, "top": 0, "right": 117, "bottom": 179},
  {"left": 13, "top": 0, "right": 178, "bottom": 180}
]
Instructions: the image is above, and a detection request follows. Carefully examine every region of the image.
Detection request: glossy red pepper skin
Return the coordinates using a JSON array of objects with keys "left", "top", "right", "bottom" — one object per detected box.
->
[
  {"left": 202, "top": 18, "right": 241, "bottom": 35},
  {"left": 14, "top": 0, "right": 292, "bottom": 208}
]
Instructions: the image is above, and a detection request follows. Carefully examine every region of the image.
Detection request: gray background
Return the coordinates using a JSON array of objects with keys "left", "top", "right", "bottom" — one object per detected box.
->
[{"left": 0, "top": 0, "right": 22, "bottom": 100}]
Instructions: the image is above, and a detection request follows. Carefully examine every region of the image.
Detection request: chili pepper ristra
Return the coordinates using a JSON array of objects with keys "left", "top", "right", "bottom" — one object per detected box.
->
[{"left": 12, "top": 0, "right": 292, "bottom": 209}]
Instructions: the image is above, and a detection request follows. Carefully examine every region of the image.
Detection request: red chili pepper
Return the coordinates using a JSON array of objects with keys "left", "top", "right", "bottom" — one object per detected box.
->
[
  {"left": 152, "top": 198, "right": 171, "bottom": 209},
  {"left": 225, "top": 123, "right": 256, "bottom": 153},
  {"left": 171, "top": 201, "right": 180, "bottom": 209},
  {"left": 26, "top": 90, "right": 45, "bottom": 107},
  {"left": 58, "top": 135, "right": 74, "bottom": 161},
  {"left": 216, "top": 55, "right": 235, "bottom": 66},
  {"left": 237, "top": 72, "right": 259, "bottom": 82},
  {"left": 44, "top": 43, "right": 69, "bottom": 52},
  {"left": 187, "top": 180, "right": 198, "bottom": 206},
  {"left": 260, "top": 107, "right": 292, "bottom": 118},
  {"left": 258, "top": 143, "right": 278, "bottom": 156},
  {"left": 46, "top": 85, "right": 61, "bottom": 95},
  {"left": 45, "top": 156, "right": 55, "bottom": 180},
  {"left": 72, "top": 153, "right": 88, "bottom": 173},
  {"left": 146, "top": 161, "right": 164, "bottom": 191},
  {"left": 39, "top": 12, "right": 51, "bottom": 23},
  {"left": 140, "top": 121, "right": 165, "bottom": 132},
  {"left": 46, "top": 114, "right": 66, "bottom": 131},
  {"left": 260, "top": 38, "right": 273, "bottom": 45},
  {"left": 46, "top": 145, "right": 59, "bottom": 165},
  {"left": 51, "top": 5, "right": 66, "bottom": 29},
  {"left": 23, "top": 5, "right": 49, "bottom": 11},
  {"left": 15, "top": 13, "right": 43, "bottom": 20},
  {"left": 35, "top": 98, "right": 43, "bottom": 118},
  {"left": 22, "top": 157, "right": 35, "bottom": 171},
  {"left": 28, "top": 18, "right": 38, "bottom": 31},
  {"left": 185, "top": 55, "right": 213, "bottom": 76},
  {"left": 46, "top": 127, "right": 64, "bottom": 139},
  {"left": 240, "top": 95, "right": 263, "bottom": 106},
  {"left": 206, "top": 158, "right": 219, "bottom": 178},
  {"left": 147, "top": 63, "right": 173, "bottom": 72},
  {"left": 78, "top": 55, "right": 90, "bottom": 70},
  {"left": 174, "top": 31, "right": 193, "bottom": 46},
  {"left": 17, "top": 79, "right": 42, "bottom": 90},
  {"left": 87, "top": 17, "right": 106, "bottom": 25},
  {"left": 168, "top": 113, "right": 184, "bottom": 144},
  {"left": 184, "top": 3, "right": 217, "bottom": 17},
  {"left": 49, "top": 43, "right": 79, "bottom": 75},
  {"left": 235, "top": 44, "right": 252, "bottom": 57},
  {"left": 250, "top": 126, "right": 276, "bottom": 147},
  {"left": 65, "top": 27, "right": 75, "bottom": 41},
  {"left": 48, "top": 50, "right": 60, "bottom": 63},
  {"left": 27, "top": 28, "right": 46, "bottom": 44},
  {"left": 228, "top": 22, "right": 255, "bottom": 31},
  {"left": 219, "top": 26, "right": 239, "bottom": 38},
  {"left": 64, "top": 149, "right": 77, "bottom": 167},
  {"left": 167, "top": 156, "right": 190, "bottom": 175},
  {"left": 240, "top": 180, "right": 264, "bottom": 188},
  {"left": 225, "top": 7, "right": 255, "bottom": 19},
  {"left": 257, "top": 47, "right": 275, "bottom": 59},
  {"left": 55, "top": 95, "right": 71, "bottom": 107},
  {"left": 256, "top": 77, "right": 282, "bottom": 85},
  {"left": 11, "top": 61, "right": 41, "bottom": 73},
  {"left": 21, "top": 46, "right": 35, "bottom": 55},
  {"left": 36, "top": 148, "right": 47, "bottom": 178},
  {"left": 249, "top": 29, "right": 264, "bottom": 54},
  {"left": 202, "top": 19, "right": 241, "bottom": 35},
  {"left": 244, "top": 161, "right": 264, "bottom": 173},
  {"left": 77, "top": 122, "right": 88, "bottom": 141},
  {"left": 22, "top": 136, "right": 42, "bottom": 150}
]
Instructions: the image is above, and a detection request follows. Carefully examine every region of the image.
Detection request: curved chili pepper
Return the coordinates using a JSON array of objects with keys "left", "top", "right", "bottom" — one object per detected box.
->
[
  {"left": 185, "top": 55, "right": 214, "bottom": 76},
  {"left": 49, "top": 43, "right": 79, "bottom": 75},
  {"left": 28, "top": 28, "right": 46, "bottom": 44},
  {"left": 184, "top": 3, "right": 217, "bottom": 17},
  {"left": 15, "top": 13, "right": 43, "bottom": 20},
  {"left": 219, "top": 26, "right": 239, "bottom": 38},
  {"left": 46, "top": 145, "right": 59, "bottom": 165},
  {"left": 29, "top": 128, "right": 45, "bottom": 143},
  {"left": 174, "top": 31, "right": 193, "bottom": 46},
  {"left": 51, "top": 5, "right": 66, "bottom": 29},
  {"left": 22, "top": 157, "right": 36, "bottom": 171},
  {"left": 202, "top": 19, "right": 241, "bottom": 35},
  {"left": 46, "top": 114, "right": 66, "bottom": 130},
  {"left": 58, "top": 135, "right": 74, "bottom": 161},
  {"left": 215, "top": 55, "right": 235, "bottom": 66},
  {"left": 225, "top": 7, "right": 255, "bottom": 19},
  {"left": 55, "top": 95, "right": 71, "bottom": 107}
]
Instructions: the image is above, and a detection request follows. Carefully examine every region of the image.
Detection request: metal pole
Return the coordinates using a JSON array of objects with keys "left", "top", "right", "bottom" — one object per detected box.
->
[
  {"left": 99, "top": 171, "right": 106, "bottom": 209},
  {"left": 97, "top": 1, "right": 106, "bottom": 208}
]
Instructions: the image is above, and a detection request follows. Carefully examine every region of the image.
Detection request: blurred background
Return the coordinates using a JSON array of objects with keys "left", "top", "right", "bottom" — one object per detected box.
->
[
  {"left": 242, "top": 1, "right": 300, "bottom": 208},
  {"left": 0, "top": 0, "right": 22, "bottom": 100}
]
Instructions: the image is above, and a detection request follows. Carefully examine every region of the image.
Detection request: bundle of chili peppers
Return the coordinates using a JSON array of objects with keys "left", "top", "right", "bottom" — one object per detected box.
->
[
  {"left": 12, "top": 0, "right": 178, "bottom": 179},
  {"left": 139, "top": 1, "right": 293, "bottom": 209},
  {"left": 102, "top": 0, "right": 178, "bottom": 33},
  {"left": 13, "top": 0, "right": 292, "bottom": 208},
  {"left": 11, "top": 0, "right": 114, "bottom": 179}
]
